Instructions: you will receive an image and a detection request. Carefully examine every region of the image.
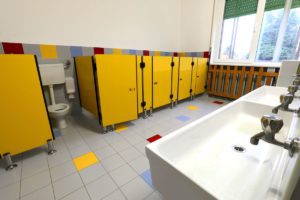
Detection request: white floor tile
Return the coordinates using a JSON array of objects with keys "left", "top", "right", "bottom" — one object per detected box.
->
[
  {"left": 69, "top": 145, "right": 91, "bottom": 158},
  {"left": 119, "top": 147, "right": 142, "bottom": 162},
  {"left": 47, "top": 150, "right": 72, "bottom": 168},
  {"left": 109, "top": 165, "right": 137, "bottom": 186},
  {"left": 22, "top": 157, "right": 48, "bottom": 179},
  {"left": 52, "top": 173, "right": 83, "bottom": 199},
  {"left": 86, "top": 174, "right": 117, "bottom": 200},
  {"left": 21, "top": 170, "right": 51, "bottom": 197},
  {"left": 50, "top": 161, "right": 76, "bottom": 182},
  {"left": 0, "top": 182, "right": 20, "bottom": 200},
  {"left": 79, "top": 163, "right": 106, "bottom": 184},
  {"left": 61, "top": 187, "right": 90, "bottom": 200},
  {"left": 0, "top": 166, "right": 21, "bottom": 188},
  {"left": 121, "top": 177, "right": 153, "bottom": 200},
  {"left": 102, "top": 190, "right": 126, "bottom": 200},
  {"left": 21, "top": 185, "right": 54, "bottom": 200},
  {"left": 101, "top": 154, "right": 126, "bottom": 172},
  {"left": 129, "top": 156, "right": 150, "bottom": 174}
]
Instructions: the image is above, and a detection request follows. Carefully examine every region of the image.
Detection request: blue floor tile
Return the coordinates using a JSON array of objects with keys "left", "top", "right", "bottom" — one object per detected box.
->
[
  {"left": 140, "top": 169, "right": 153, "bottom": 188},
  {"left": 176, "top": 115, "right": 191, "bottom": 122}
]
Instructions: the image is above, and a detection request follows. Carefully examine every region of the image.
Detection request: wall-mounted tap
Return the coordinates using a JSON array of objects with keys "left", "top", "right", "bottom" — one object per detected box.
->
[
  {"left": 288, "top": 85, "right": 298, "bottom": 96},
  {"left": 272, "top": 94, "right": 294, "bottom": 114},
  {"left": 250, "top": 115, "right": 300, "bottom": 157}
]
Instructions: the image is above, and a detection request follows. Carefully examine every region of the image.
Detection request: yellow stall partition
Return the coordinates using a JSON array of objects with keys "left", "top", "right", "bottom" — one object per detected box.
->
[
  {"left": 0, "top": 55, "right": 54, "bottom": 166},
  {"left": 95, "top": 55, "right": 138, "bottom": 127},
  {"left": 178, "top": 57, "right": 193, "bottom": 101},
  {"left": 194, "top": 58, "right": 208, "bottom": 95},
  {"left": 153, "top": 56, "right": 178, "bottom": 109},
  {"left": 137, "top": 56, "right": 153, "bottom": 116},
  {"left": 74, "top": 56, "right": 100, "bottom": 118}
]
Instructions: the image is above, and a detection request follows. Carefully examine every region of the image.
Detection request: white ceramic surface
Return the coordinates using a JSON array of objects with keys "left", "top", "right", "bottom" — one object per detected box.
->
[{"left": 146, "top": 86, "right": 300, "bottom": 200}]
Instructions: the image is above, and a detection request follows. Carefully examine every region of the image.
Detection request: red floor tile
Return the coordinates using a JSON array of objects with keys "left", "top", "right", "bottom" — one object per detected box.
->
[
  {"left": 213, "top": 101, "right": 224, "bottom": 104},
  {"left": 147, "top": 134, "right": 162, "bottom": 143}
]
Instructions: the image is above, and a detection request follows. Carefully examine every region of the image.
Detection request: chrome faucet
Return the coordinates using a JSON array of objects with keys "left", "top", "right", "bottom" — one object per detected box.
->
[
  {"left": 250, "top": 115, "right": 300, "bottom": 157},
  {"left": 272, "top": 94, "right": 294, "bottom": 114}
]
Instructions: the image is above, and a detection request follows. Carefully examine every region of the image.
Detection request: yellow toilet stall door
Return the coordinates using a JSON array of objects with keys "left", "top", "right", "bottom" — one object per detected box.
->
[
  {"left": 153, "top": 56, "right": 178, "bottom": 109},
  {"left": 194, "top": 58, "right": 208, "bottom": 95},
  {"left": 95, "top": 55, "right": 138, "bottom": 127},
  {"left": 0, "top": 55, "right": 53, "bottom": 156},
  {"left": 178, "top": 57, "right": 193, "bottom": 101}
]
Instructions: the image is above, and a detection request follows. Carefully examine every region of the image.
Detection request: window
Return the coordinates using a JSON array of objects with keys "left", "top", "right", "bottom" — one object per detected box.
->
[{"left": 212, "top": 0, "right": 300, "bottom": 65}]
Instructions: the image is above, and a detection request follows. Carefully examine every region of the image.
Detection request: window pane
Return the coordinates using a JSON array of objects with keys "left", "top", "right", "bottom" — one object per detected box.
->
[
  {"left": 219, "top": 14, "right": 256, "bottom": 60},
  {"left": 256, "top": 8, "right": 284, "bottom": 61},
  {"left": 279, "top": 7, "right": 300, "bottom": 60}
]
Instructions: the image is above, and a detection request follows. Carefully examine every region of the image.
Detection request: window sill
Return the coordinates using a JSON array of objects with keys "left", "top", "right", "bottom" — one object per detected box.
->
[{"left": 209, "top": 61, "right": 281, "bottom": 68}]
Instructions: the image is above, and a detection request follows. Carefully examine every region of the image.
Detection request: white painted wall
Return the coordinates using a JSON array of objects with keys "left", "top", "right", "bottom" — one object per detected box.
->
[
  {"left": 0, "top": 0, "right": 214, "bottom": 52},
  {"left": 0, "top": 0, "right": 181, "bottom": 52},
  {"left": 180, "top": 0, "right": 215, "bottom": 52}
]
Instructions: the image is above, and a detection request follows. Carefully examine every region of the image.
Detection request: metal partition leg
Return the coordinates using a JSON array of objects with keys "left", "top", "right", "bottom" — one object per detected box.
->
[
  {"left": 4, "top": 153, "right": 17, "bottom": 171},
  {"left": 171, "top": 100, "right": 174, "bottom": 109},
  {"left": 143, "top": 109, "right": 148, "bottom": 119},
  {"left": 47, "top": 139, "right": 57, "bottom": 155},
  {"left": 149, "top": 107, "right": 153, "bottom": 117}
]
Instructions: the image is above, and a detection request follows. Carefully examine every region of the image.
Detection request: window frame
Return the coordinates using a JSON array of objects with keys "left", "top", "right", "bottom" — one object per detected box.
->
[{"left": 210, "top": 0, "right": 295, "bottom": 67}]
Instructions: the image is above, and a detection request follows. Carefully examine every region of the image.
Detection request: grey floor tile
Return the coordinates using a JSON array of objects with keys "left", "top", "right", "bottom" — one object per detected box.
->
[
  {"left": 47, "top": 150, "right": 72, "bottom": 168},
  {"left": 22, "top": 157, "right": 48, "bottom": 179},
  {"left": 145, "top": 191, "right": 164, "bottom": 200},
  {"left": 129, "top": 156, "right": 150, "bottom": 174},
  {"left": 101, "top": 154, "right": 126, "bottom": 172},
  {"left": 50, "top": 161, "right": 77, "bottom": 182},
  {"left": 61, "top": 187, "right": 90, "bottom": 200},
  {"left": 86, "top": 174, "right": 117, "bottom": 200},
  {"left": 21, "top": 170, "right": 51, "bottom": 197},
  {"left": 109, "top": 164, "right": 137, "bottom": 187},
  {"left": 0, "top": 166, "right": 21, "bottom": 188},
  {"left": 121, "top": 177, "right": 153, "bottom": 200},
  {"left": 94, "top": 146, "right": 116, "bottom": 160},
  {"left": 79, "top": 163, "right": 106, "bottom": 184},
  {"left": 119, "top": 147, "right": 142, "bottom": 162},
  {"left": 53, "top": 173, "right": 83, "bottom": 199},
  {"left": 0, "top": 182, "right": 20, "bottom": 200},
  {"left": 21, "top": 185, "right": 54, "bottom": 200},
  {"left": 69, "top": 145, "right": 91, "bottom": 158},
  {"left": 102, "top": 190, "right": 126, "bottom": 200}
]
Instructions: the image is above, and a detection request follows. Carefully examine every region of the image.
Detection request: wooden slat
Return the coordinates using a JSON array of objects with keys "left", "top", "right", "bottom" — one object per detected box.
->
[
  {"left": 245, "top": 67, "right": 254, "bottom": 94},
  {"left": 265, "top": 76, "right": 272, "bottom": 85},
  {"left": 217, "top": 66, "right": 224, "bottom": 95},
  {"left": 222, "top": 66, "right": 231, "bottom": 97},
  {"left": 236, "top": 66, "right": 246, "bottom": 98},
  {"left": 229, "top": 66, "right": 238, "bottom": 98},
  {"left": 255, "top": 67, "right": 264, "bottom": 89},
  {"left": 207, "top": 69, "right": 212, "bottom": 92}
]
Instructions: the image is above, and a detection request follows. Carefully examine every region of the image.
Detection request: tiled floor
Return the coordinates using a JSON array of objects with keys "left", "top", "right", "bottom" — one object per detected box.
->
[{"left": 0, "top": 94, "right": 229, "bottom": 200}]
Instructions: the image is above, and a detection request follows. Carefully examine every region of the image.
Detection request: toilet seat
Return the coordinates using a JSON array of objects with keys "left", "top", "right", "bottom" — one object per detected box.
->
[{"left": 48, "top": 103, "right": 70, "bottom": 114}]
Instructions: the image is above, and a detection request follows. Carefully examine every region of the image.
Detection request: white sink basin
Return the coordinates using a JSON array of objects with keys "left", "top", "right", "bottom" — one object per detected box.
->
[
  {"left": 242, "top": 86, "right": 300, "bottom": 109},
  {"left": 146, "top": 88, "right": 300, "bottom": 200}
]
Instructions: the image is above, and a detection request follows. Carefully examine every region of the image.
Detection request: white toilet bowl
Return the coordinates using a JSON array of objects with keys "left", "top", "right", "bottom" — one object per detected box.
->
[{"left": 48, "top": 103, "right": 70, "bottom": 129}]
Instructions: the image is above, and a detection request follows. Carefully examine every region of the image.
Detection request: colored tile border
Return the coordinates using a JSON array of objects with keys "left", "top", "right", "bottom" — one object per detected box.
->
[
  {"left": 70, "top": 46, "right": 83, "bottom": 57},
  {"left": 94, "top": 47, "right": 104, "bottom": 54},
  {"left": 176, "top": 115, "right": 191, "bottom": 122},
  {"left": 73, "top": 152, "right": 99, "bottom": 171},
  {"left": 147, "top": 134, "right": 162, "bottom": 143},
  {"left": 140, "top": 169, "right": 153, "bottom": 188},
  {"left": 213, "top": 101, "right": 224, "bottom": 105}
]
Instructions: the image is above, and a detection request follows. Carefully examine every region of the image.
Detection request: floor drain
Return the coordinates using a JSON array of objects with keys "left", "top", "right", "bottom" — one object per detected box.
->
[{"left": 233, "top": 145, "right": 245, "bottom": 153}]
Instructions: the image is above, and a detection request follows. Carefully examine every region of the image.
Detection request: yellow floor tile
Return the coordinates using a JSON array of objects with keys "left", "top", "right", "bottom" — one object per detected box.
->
[
  {"left": 73, "top": 152, "right": 99, "bottom": 171},
  {"left": 115, "top": 124, "right": 128, "bottom": 133},
  {"left": 187, "top": 105, "right": 198, "bottom": 110}
]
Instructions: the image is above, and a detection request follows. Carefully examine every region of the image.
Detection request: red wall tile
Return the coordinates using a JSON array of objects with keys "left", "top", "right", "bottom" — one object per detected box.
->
[
  {"left": 173, "top": 52, "right": 178, "bottom": 57},
  {"left": 94, "top": 47, "right": 104, "bottom": 54},
  {"left": 143, "top": 50, "right": 149, "bottom": 56},
  {"left": 2, "top": 42, "right": 24, "bottom": 54}
]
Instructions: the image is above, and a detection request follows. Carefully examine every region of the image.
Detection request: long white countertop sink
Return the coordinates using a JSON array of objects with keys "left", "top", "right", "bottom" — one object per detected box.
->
[{"left": 146, "top": 86, "right": 300, "bottom": 200}]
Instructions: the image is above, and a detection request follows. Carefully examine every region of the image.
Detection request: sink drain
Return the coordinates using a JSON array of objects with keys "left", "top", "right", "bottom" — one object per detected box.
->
[{"left": 233, "top": 145, "right": 246, "bottom": 153}]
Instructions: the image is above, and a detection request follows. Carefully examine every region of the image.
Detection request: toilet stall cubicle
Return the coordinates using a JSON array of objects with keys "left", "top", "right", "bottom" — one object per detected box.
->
[
  {"left": 0, "top": 55, "right": 55, "bottom": 170},
  {"left": 74, "top": 55, "right": 208, "bottom": 132}
]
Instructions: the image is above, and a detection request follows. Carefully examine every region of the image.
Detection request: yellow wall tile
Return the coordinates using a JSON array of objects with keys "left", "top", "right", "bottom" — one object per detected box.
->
[
  {"left": 154, "top": 51, "right": 161, "bottom": 56},
  {"left": 40, "top": 45, "right": 57, "bottom": 59},
  {"left": 179, "top": 52, "right": 186, "bottom": 57},
  {"left": 113, "top": 48, "right": 122, "bottom": 55}
]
